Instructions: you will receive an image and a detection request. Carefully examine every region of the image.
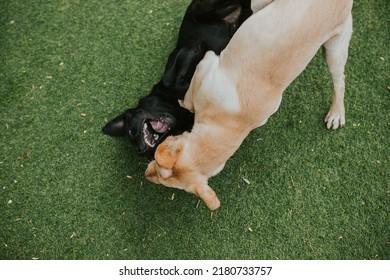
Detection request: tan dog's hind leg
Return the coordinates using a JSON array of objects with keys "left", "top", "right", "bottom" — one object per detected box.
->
[{"left": 324, "top": 13, "right": 353, "bottom": 129}]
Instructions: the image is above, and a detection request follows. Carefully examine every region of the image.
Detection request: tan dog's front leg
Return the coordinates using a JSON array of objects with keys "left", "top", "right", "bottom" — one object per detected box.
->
[{"left": 189, "top": 182, "right": 220, "bottom": 210}]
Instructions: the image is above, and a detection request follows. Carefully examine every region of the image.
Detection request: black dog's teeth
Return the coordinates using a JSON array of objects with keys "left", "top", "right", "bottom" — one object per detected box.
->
[
  {"left": 142, "top": 122, "right": 161, "bottom": 148},
  {"left": 144, "top": 134, "right": 155, "bottom": 148}
]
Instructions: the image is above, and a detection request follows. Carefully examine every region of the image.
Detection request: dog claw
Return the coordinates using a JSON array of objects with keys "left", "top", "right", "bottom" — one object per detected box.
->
[{"left": 325, "top": 112, "right": 345, "bottom": 130}]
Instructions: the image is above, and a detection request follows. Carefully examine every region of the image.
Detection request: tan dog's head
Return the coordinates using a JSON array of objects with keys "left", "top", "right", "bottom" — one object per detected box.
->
[{"left": 145, "top": 135, "right": 221, "bottom": 210}]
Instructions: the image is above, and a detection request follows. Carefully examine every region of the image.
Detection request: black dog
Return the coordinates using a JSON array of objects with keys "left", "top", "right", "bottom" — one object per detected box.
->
[{"left": 102, "top": 0, "right": 252, "bottom": 157}]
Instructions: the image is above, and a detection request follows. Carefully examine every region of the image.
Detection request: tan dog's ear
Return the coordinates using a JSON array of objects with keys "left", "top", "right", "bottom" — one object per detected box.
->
[{"left": 154, "top": 136, "right": 182, "bottom": 177}]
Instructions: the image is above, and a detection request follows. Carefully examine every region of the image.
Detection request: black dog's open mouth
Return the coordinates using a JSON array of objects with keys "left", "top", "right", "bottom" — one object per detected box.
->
[{"left": 142, "top": 117, "right": 174, "bottom": 148}]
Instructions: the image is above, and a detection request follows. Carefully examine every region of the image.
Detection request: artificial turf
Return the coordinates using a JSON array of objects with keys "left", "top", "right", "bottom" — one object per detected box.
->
[{"left": 0, "top": 0, "right": 389, "bottom": 260}]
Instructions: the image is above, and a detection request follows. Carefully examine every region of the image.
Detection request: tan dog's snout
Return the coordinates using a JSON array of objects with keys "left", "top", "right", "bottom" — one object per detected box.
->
[{"left": 144, "top": 161, "right": 160, "bottom": 184}]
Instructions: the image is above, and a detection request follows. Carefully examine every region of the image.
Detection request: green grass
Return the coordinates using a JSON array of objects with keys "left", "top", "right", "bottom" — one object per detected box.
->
[{"left": 0, "top": 0, "right": 389, "bottom": 260}]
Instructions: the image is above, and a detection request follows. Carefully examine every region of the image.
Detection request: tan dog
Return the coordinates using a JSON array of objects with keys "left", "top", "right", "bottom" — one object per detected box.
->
[{"left": 145, "top": 0, "right": 353, "bottom": 210}]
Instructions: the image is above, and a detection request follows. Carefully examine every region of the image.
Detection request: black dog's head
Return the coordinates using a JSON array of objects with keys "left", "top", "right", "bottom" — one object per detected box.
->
[{"left": 102, "top": 95, "right": 193, "bottom": 157}]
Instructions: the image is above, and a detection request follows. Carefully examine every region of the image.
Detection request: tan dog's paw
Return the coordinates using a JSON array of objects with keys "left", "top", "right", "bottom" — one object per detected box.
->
[
  {"left": 204, "top": 194, "right": 221, "bottom": 211},
  {"left": 325, "top": 106, "right": 345, "bottom": 129},
  {"left": 192, "top": 183, "right": 221, "bottom": 211}
]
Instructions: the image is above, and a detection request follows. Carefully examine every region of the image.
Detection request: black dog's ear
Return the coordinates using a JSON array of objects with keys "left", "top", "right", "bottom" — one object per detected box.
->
[{"left": 102, "top": 111, "right": 131, "bottom": 136}]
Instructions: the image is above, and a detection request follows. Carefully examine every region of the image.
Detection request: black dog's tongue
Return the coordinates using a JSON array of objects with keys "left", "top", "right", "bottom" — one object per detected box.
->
[{"left": 150, "top": 120, "right": 169, "bottom": 133}]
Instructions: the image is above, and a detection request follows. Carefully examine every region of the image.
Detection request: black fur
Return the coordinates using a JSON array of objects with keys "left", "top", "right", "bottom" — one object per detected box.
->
[{"left": 102, "top": 0, "right": 252, "bottom": 158}]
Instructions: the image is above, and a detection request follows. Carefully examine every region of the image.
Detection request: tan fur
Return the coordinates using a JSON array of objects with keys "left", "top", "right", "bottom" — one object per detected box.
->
[
  {"left": 145, "top": 0, "right": 353, "bottom": 210},
  {"left": 251, "top": 0, "right": 274, "bottom": 13}
]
